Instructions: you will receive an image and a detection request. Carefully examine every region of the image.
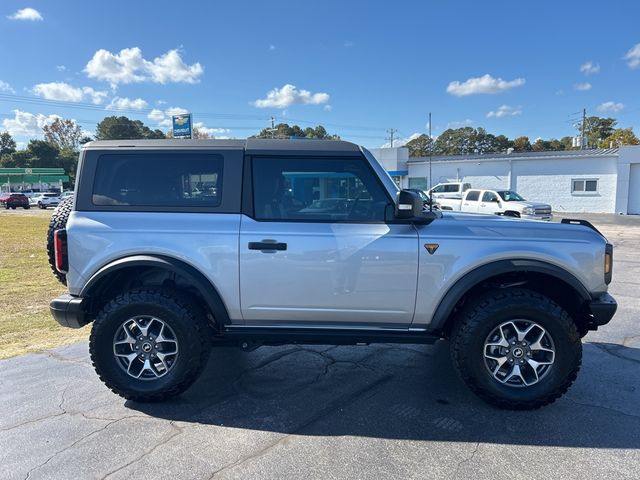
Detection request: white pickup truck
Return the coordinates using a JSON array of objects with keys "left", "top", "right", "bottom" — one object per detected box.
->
[{"left": 438, "top": 188, "right": 553, "bottom": 221}]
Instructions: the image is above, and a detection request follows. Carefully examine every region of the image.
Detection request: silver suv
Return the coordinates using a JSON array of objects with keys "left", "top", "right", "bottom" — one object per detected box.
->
[{"left": 49, "top": 139, "right": 617, "bottom": 409}]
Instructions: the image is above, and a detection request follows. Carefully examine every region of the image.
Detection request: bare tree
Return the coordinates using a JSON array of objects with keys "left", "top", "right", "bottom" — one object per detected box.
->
[{"left": 42, "top": 118, "right": 84, "bottom": 150}]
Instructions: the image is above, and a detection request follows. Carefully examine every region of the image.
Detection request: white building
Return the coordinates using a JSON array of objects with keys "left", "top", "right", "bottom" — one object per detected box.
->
[{"left": 370, "top": 146, "right": 640, "bottom": 214}]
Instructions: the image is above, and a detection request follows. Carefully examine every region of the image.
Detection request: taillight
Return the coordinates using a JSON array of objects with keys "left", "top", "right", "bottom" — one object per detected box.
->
[
  {"left": 604, "top": 243, "right": 613, "bottom": 285},
  {"left": 54, "top": 229, "right": 68, "bottom": 273}
]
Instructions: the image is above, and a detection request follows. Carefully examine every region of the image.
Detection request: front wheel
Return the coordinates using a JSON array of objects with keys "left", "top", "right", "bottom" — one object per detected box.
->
[
  {"left": 450, "top": 288, "right": 581, "bottom": 410},
  {"left": 90, "top": 289, "right": 212, "bottom": 402}
]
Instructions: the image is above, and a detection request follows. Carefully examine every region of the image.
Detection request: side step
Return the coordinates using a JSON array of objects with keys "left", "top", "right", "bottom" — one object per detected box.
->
[{"left": 217, "top": 326, "right": 442, "bottom": 350}]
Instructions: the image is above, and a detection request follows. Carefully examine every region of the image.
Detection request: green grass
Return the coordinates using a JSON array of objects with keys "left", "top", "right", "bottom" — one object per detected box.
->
[{"left": 0, "top": 211, "right": 88, "bottom": 359}]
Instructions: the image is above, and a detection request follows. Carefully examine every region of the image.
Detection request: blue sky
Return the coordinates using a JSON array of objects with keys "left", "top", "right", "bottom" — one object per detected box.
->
[{"left": 1, "top": 0, "right": 639, "bottom": 149}]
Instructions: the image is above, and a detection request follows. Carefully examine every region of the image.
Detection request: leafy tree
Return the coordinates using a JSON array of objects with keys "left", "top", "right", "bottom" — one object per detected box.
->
[
  {"left": 601, "top": 128, "right": 639, "bottom": 147},
  {"left": 512, "top": 136, "right": 532, "bottom": 152},
  {"left": 432, "top": 127, "right": 499, "bottom": 155},
  {"left": 0, "top": 132, "right": 17, "bottom": 155},
  {"left": 1, "top": 150, "right": 32, "bottom": 168},
  {"left": 532, "top": 138, "right": 553, "bottom": 151},
  {"left": 405, "top": 134, "right": 435, "bottom": 157},
  {"left": 493, "top": 135, "right": 513, "bottom": 153},
  {"left": 26, "top": 140, "right": 59, "bottom": 167},
  {"left": 96, "top": 116, "right": 165, "bottom": 140},
  {"left": 42, "top": 118, "right": 83, "bottom": 151},
  {"left": 581, "top": 116, "right": 616, "bottom": 148},
  {"left": 252, "top": 123, "right": 338, "bottom": 140}
]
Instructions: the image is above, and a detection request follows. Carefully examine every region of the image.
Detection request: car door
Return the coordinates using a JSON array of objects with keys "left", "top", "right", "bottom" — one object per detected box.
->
[
  {"left": 477, "top": 191, "right": 502, "bottom": 215},
  {"left": 460, "top": 190, "right": 481, "bottom": 212},
  {"left": 239, "top": 154, "right": 419, "bottom": 328}
]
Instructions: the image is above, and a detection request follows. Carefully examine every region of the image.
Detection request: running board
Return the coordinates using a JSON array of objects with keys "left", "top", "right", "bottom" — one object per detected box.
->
[{"left": 217, "top": 326, "right": 442, "bottom": 349}]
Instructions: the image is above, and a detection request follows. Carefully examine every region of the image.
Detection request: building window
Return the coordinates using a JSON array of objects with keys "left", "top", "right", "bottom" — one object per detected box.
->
[
  {"left": 571, "top": 178, "right": 599, "bottom": 195},
  {"left": 408, "top": 177, "right": 429, "bottom": 191}
]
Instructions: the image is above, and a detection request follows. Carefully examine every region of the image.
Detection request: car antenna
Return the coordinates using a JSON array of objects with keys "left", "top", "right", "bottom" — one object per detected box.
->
[{"left": 429, "top": 112, "right": 433, "bottom": 213}]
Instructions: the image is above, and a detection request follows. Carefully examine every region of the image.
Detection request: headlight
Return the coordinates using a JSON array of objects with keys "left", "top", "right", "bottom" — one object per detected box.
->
[{"left": 523, "top": 207, "right": 535, "bottom": 215}]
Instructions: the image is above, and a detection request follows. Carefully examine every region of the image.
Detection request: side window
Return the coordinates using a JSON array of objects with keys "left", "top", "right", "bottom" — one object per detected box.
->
[
  {"left": 482, "top": 191, "right": 497, "bottom": 202},
  {"left": 252, "top": 157, "right": 391, "bottom": 222},
  {"left": 465, "top": 190, "right": 480, "bottom": 201},
  {"left": 92, "top": 154, "right": 223, "bottom": 208},
  {"left": 432, "top": 185, "right": 444, "bottom": 193},
  {"left": 444, "top": 184, "right": 459, "bottom": 193}
]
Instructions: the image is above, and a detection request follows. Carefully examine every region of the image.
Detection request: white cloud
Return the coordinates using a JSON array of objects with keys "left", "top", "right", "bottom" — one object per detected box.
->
[
  {"left": 8, "top": 8, "right": 43, "bottom": 21},
  {"left": 56, "top": 65, "right": 66, "bottom": 72},
  {"left": 32, "top": 82, "right": 108, "bottom": 104},
  {"left": 580, "top": 61, "right": 600, "bottom": 75},
  {"left": 486, "top": 105, "right": 522, "bottom": 118},
  {"left": 446, "top": 119, "right": 474, "bottom": 129},
  {"left": 85, "top": 47, "right": 204, "bottom": 87},
  {"left": 2, "top": 110, "right": 60, "bottom": 137},
  {"left": 597, "top": 101, "right": 624, "bottom": 113},
  {"left": 148, "top": 109, "right": 165, "bottom": 122},
  {"left": 0, "top": 80, "right": 15, "bottom": 93},
  {"left": 624, "top": 43, "right": 640, "bottom": 69},
  {"left": 269, "top": 45, "right": 276, "bottom": 51},
  {"left": 446, "top": 74, "right": 525, "bottom": 96},
  {"left": 574, "top": 82, "right": 592, "bottom": 91},
  {"left": 252, "top": 84, "right": 330, "bottom": 108},
  {"left": 106, "top": 96, "right": 148, "bottom": 110},
  {"left": 193, "top": 122, "right": 231, "bottom": 138}
]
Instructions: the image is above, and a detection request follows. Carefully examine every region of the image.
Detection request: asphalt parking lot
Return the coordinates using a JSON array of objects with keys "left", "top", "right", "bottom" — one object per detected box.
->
[{"left": 1, "top": 213, "right": 639, "bottom": 480}]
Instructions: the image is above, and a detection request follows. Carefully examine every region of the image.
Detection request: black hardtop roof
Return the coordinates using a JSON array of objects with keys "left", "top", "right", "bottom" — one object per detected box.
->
[{"left": 83, "top": 138, "right": 362, "bottom": 156}]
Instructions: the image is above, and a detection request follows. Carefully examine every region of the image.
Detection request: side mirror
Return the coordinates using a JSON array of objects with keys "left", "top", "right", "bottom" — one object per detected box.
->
[
  {"left": 492, "top": 197, "right": 500, "bottom": 203},
  {"left": 395, "top": 190, "right": 423, "bottom": 219}
]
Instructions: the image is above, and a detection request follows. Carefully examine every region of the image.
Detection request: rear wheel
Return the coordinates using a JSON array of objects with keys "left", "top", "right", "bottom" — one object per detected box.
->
[
  {"left": 90, "top": 289, "right": 212, "bottom": 402},
  {"left": 450, "top": 288, "right": 581, "bottom": 409},
  {"left": 24, "top": 205, "right": 30, "bottom": 209}
]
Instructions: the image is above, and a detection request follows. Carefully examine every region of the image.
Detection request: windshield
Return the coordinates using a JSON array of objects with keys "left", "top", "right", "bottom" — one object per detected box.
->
[{"left": 497, "top": 190, "right": 525, "bottom": 202}]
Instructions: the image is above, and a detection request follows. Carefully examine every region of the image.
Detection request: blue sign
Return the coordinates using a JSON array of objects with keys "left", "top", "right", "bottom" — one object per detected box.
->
[{"left": 172, "top": 113, "right": 192, "bottom": 138}]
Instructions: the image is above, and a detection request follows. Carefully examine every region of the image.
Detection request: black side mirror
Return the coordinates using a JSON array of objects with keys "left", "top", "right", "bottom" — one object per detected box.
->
[{"left": 395, "top": 190, "right": 423, "bottom": 219}]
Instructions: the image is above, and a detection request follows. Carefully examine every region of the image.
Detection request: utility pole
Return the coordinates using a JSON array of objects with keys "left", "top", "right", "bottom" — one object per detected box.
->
[
  {"left": 267, "top": 116, "right": 277, "bottom": 139},
  {"left": 581, "top": 108, "right": 587, "bottom": 150},
  {"left": 387, "top": 128, "right": 397, "bottom": 147}
]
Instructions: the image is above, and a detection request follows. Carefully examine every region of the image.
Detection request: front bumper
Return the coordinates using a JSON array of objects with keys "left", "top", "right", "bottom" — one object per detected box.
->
[
  {"left": 586, "top": 293, "right": 617, "bottom": 329},
  {"left": 521, "top": 213, "right": 553, "bottom": 221},
  {"left": 50, "top": 294, "right": 88, "bottom": 329}
]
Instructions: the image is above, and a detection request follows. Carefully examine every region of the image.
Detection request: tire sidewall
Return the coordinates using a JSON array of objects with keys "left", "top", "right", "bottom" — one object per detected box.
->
[
  {"left": 459, "top": 296, "right": 581, "bottom": 404},
  {"left": 91, "top": 296, "right": 204, "bottom": 398}
]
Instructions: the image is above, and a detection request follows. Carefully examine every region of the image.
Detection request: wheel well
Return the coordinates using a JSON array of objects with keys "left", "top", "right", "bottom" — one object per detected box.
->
[
  {"left": 504, "top": 210, "right": 520, "bottom": 217},
  {"left": 82, "top": 264, "right": 227, "bottom": 331},
  {"left": 440, "top": 271, "right": 590, "bottom": 336}
]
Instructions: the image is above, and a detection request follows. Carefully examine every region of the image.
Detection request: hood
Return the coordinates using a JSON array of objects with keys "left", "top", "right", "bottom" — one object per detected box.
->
[{"left": 428, "top": 211, "right": 605, "bottom": 243}]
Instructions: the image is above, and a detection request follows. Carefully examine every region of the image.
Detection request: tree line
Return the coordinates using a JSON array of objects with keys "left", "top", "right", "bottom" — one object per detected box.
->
[
  {"left": 1, "top": 115, "right": 638, "bottom": 185},
  {"left": 404, "top": 116, "right": 639, "bottom": 157}
]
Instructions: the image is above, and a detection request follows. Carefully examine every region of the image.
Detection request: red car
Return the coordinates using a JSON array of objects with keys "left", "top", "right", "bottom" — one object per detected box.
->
[{"left": 0, "top": 193, "right": 30, "bottom": 209}]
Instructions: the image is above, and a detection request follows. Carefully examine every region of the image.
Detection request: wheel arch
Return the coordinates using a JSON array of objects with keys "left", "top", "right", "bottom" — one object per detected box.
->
[
  {"left": 430, "top": 259, "right": 592, "bottom": 335},
  {"left": 80, "top": 254, "right": 231, "bottom": 329}
]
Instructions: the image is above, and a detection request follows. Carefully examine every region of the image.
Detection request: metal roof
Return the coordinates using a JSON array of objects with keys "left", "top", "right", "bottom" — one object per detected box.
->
[
  {"left": 83, "top": 138, "right": 361, "bottom": 156},
  {"left": 407, "top": 148, "right": 620, "bottom": 164}
]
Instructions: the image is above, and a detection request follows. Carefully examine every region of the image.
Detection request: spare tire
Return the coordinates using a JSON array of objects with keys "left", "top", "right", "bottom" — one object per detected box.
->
[{"left": 47, "top": 197, "right": 74, "bottom": 285}]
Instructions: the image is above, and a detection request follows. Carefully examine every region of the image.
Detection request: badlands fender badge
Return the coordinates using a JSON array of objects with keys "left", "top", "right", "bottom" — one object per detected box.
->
[{"left": 424, "top": 243, "right": 439, "bottom": 255}]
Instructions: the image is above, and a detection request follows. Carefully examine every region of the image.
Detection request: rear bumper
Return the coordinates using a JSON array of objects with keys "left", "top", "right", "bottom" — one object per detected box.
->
[
  {"left": 50, "top": 294, "right": 88, "bottom": 329},
  {"left": 587, "top": 293, "right": 617, "bottom": 328}
]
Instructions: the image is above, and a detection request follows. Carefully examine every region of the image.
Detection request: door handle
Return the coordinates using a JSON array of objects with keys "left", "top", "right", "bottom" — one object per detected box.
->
[{"left": 248, "top": 239, "right": 287, "bottom": 252}]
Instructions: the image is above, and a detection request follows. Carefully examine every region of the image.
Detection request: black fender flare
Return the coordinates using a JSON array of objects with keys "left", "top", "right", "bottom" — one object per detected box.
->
[
  {"left": 80, "top": 254, "right": 231, "bottom": 326},
  {"left": 429, "top": 259, "right": 592, "bottom": 331}
]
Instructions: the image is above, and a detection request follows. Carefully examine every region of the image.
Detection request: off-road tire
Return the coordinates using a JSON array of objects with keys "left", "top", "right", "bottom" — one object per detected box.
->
[
  {"left": 46, "top": 197, "right": 73, "bottom": 285},
  {"left": 90, "top": 289, "right": 212, "bottom": 402},
  {"left": 450, "top": 288, "right": 582, "bottom": 410}
]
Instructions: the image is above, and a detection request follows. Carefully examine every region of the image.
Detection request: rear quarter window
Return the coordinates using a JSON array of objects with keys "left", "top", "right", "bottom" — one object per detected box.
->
[
  {"left": 92, "top": 154, "right": 223, "bottom": 208},
  {"left": 465, "top": 190, "right": 481, "bottom": 201}
]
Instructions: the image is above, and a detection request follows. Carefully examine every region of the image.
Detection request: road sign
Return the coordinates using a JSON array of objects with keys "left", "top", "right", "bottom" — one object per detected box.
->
[{"left": 172, "top": 113, "right": 192, "bottom": 138}]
